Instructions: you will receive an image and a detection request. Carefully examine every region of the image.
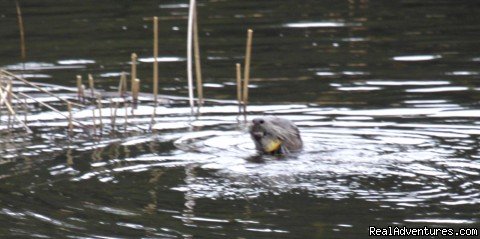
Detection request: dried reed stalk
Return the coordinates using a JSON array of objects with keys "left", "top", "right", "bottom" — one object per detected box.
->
[
  {"left": 124, "top": 102, "right": 128, "bottom": 133},
  {"left": 242, "top": 29, "right": 253, "bottom": 115},
  {"left": 118, "top": 72, "right": 127, "bottom": 97},
  {"left": 76, "top": 75, "right": 84, "bottom": 101},
  {"left": 15, "top": 0, "right": 26, "bottom": 65},
  {"left": 23, "top": 97, "right": 28, "bottom": 123},
  {"left": 1, "top": 70, "right": 84, "bottom": 107},
  {"left": 92, "top": 108, "right": 97, "bottom": 135},
  {"left": 186, "top": 0, "right": 196, "bottom": 113},
  {"left": 5, "top": 100, "right": 31, "bottom": 133},
  {"left": 131, "top": 53, "right": 137, "bottom": 90},
  {"left": 193, "top": 5, "right": 203, "bottom": 106},
  {"left": 0, "top": 84, "right": 9, "bottom": 126},
  {"left": 7, "top": 80, "right": 12, "bottom": 128},
  {"left": 109, "top": 99, "right": 115, "bottom": 130},
  {"left": 132, "top": 78, "right": 140, "bottom": 107},
  {"left": 96, "top": 94, "right": 103, "bottom": 131},
  {"left": 7, "top": 80, "right": 12, "bottom": 109},
  {"left": 0, "top": 83, "right": 32, "bottom": 133},
  {"left": 0, "top": 75, "right": 3, "bottom": 119},
  {"left": 236, "top": 63, "right": 243, "bottom": 113},
  {"left": 17, "top": 92, "right": 86, "bottom": 127},
  {"left": 149, "top": 16, "right": 160, "bottom": 128},
  {"left": 153, "top": 17, "right": 159, "bottom": 104},
  {"left": 67, "top": 102, "right": 73, "bottom": 133},
  {"left": 88, "top": 74, "right": 95, "bottom": 97},
  {"left": 149, "top": 105, "right": 157, "bottom": 131}
]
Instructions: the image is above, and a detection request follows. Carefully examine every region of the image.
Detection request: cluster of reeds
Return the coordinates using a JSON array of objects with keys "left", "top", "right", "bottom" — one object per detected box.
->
[{"left": 1, "top": 0, "right": 255, "bottom": 136}]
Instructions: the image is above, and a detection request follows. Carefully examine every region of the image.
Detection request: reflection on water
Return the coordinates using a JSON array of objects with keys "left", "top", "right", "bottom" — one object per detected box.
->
[{"left": 1, "top": 0, "right": 480, "bottom": 238}]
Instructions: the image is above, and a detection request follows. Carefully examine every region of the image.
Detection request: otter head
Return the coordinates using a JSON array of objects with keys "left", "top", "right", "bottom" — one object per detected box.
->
[{"left": 249, "top": 117, "right": 303, "bottom": 155}]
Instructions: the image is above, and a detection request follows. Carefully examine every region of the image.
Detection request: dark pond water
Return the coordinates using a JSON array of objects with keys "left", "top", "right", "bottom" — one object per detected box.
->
[{"left": 1, "top": 0, "right": 480, "bottom": 238}]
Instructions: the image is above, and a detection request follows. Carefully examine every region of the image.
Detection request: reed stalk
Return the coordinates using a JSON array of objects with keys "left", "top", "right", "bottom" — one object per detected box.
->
[
  {"left": 0, "top": 84, "right": 9, "bottom": 127},
  {"left": 15, "top": 0, "right": 26, "bottom": 67},
  {"left": 67, "top": 102, "right": 73, "bottom": 134},
  {"left": 97, "top": 93, "right": 103, "bottom": 131},
  {"left": 193, "top": 4, "right": 203, "bottom": 107},
  {"left": 242, "top": 29, "right": 253, "bottom": 116},
  {"left": 186, "top": 0, "right": 196, "bottom": 114},
  {"left": 17, "top": 92, "right": 86, "bottom": 127},
  {"left": 1, "top": 70, "right": 83, "bottom": 107},
  {"left": 111, "top": 99, "right": 119, "bottom": 131},
  {"left": 92, "top": 108, "right": 97, "bottom": 135},
  {"left": 7, "top": 80, "right": 12, "bottom": 128},
  {"left": 76, "top": 75, "right": 84, "bottom": 101},
  {"left": 236, "top": 63, "right": 243, "bottom": 113},
  {"left": 23, "top": 97, "right": 28, "bottom": 123},
  {"left": 109, "top": 99, "right": 114, "bottom": 130},
  {"left": 0, "top": 88, "right": 5, "bottom": 107},
  {"left": 118, "top": 72, "right": 127, "bottom": 97},
  {"left": 131, "top": 53, "right": 137, "bottom": 91},
  {"left": 4, "top": 99, "right": 31, "bottom": 133},
  {"left": 0, "top": 82, "right": 32, "bottom": 133},
  {"left": 7, "top": 80, "right": 12, "bottom": 109},
  {"left": 0, "top": 76, "right": 2, "bottom": 119},
  {"left": 124, "top": 102, "right": 128, "bottom": 133},
  {"left": 149, "top": 17, "right": 160, "bottom": 127},
  {"left": 88, "top": 74, "right": 95, "bottom": 98},
  {"left": 149, "top": 105, "right": 157, "bottom": 131},
  {"left": 132, "top": 78, "right": 140, "bottom": 108},
  {"left": 153, "top": 17, "right": 159, "bottom": 105}
]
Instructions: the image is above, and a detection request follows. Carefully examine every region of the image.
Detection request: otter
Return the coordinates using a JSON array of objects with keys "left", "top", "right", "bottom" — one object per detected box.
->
[{"left": 249, "top": 116, "right": 303, "bottom": 154}]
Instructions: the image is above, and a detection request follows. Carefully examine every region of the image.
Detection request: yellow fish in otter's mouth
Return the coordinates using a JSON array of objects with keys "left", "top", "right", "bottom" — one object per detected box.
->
[{"left": 263, "top": 138, "right": 282, "bottom": 154}]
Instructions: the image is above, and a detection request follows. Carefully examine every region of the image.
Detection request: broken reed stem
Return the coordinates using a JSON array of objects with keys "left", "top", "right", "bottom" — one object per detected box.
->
[
  {"left": 131, "top": 53, "right": 137, "bottom": 90},
  {"left": 0, "top": 82, "right": 12, "bottom": 129},
  {"left": 132, "top": 78, "right": 140, "bottom": 108},
  {"left": 124, "top": 102, "right": 128, "bottom": 134},
  {"left": 186, "top": 0, "right": 196, "bottom": 114},
  {"left": 122, "top": 73, "right": 127, "bottom": 94},
  {"left": 0, "top": 77, "right": 2, "bottom": 119},
  {"left": 23, "top": 97, "right": 28, "bottom": 123},
  {"left": 0, "top": 86, "right": 4, "bottom": 125},
  {"left": 88, "top": 74, "right": 95, "bottom": 98},
  {"left": 76, "top": 75, "right": 84, "bottom": 101},
  {"left": 242, "top": 29, "right": 253, "bottom": 116},
  {"left": 92, "top": 108, "right": 97, "bottom": 135},
  {"left": 15, "top": 0, "right": 26, "bottom": 65},
  {"left": 7, "top": 80, "right": 12, "bottom": 129},
  {"left": 1, "top": 70, "right": 84, "bottom": 107},
  {"left": 109, "top": 99, "right": 114, "bottom": 130},
  {"left": 149, "top": 104, "right": 157, "bottom": 131},
  {"left": 118, "top": 72, "right": 127, "bottom": 97},
  {"left": 193, "top": 4, "right": 203, "bottom": 107},
  {"left": 14, "top": 96, "right": 20, "bottom": 128},
  {"left": 17, "top": 92, "right": 86, "bottom": 128},
  {"left": 236, "top": 63, "right": 243, "bottom": 113},
  {"left": 153, "top": 17, "right": 159, "bottom": 105},
  {"left": 5, "top": 99, "right": 31, "bottom": 133},
  {"left": 0, "top": 84, "right": 9, "bottom": 106},
  {"left": 7, "top": 80, "right": 12, "bottom": 109},
  {"left": 0, "top": 82, "right": 32, "bottom": 133},
  {"left": 67, "top": 102, "right": 73, "bottom": 134},
  {"left": 149, "top": 16, "right": 160, "bottom": 129},
  {"left": 96, "top": 94, "right": 103, "bottom": 131},
  {"left": 111, "top": 99, "right": 119, "bottom": 131},
  {"left": 82, "top": 85, "right": 86, "bottom": 102}
]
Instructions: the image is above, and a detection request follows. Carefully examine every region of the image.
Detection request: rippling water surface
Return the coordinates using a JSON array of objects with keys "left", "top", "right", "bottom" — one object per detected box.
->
[{"left": 1, "top": 0, "right": 480, "bottom": 238}]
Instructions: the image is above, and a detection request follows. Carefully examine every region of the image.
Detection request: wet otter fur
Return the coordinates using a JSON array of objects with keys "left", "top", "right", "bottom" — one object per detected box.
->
[{"left": 249, "top": 116, "right": 303, "bottom": 154}]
